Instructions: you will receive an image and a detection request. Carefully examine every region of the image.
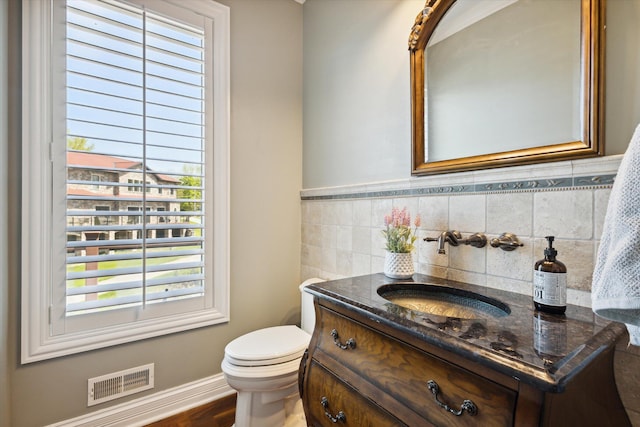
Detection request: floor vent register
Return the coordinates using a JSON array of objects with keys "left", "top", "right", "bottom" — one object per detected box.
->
[{"left": 87, "top": 363, "right": 155, "bottom": 406}]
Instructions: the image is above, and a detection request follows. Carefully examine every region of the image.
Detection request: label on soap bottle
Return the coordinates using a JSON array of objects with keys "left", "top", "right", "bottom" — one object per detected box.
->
[{"left": 533, "top": 271, "right": 567, "bottom": 307}]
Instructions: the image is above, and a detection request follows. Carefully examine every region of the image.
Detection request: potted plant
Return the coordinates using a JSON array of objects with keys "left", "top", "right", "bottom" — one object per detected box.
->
[{"left": 382, "top": 207, "right": 420, "bottom": 279}]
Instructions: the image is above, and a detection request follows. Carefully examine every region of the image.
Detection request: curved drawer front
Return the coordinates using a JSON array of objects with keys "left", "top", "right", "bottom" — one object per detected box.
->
[
  {"left": 315, "top": 306, "right": 516, "bottom": 427},
  {"left": 304, "top": 360, "right": 404, "bottom": 427}
]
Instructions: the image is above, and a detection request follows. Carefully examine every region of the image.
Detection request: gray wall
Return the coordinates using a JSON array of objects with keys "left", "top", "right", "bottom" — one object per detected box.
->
[
  {"left": 1, "top": 0, "right": 10, "bottom": 426},
  {"left": 606, "top": 0, "right": 640, "bottom": 149},
  {"left": 303, "top": 0, "right": 423, "bottom": 188},
  {"left": 1, "top": 0, "right": 303, "bottom": 426},
  {"left": 303, "top": 0, "right": 640, "bottom": 189}
]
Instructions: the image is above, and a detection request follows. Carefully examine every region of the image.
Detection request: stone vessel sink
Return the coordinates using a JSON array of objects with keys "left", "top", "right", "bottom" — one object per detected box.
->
[{"left": 377, "top": 283, "right": 510, "bottom": 319}]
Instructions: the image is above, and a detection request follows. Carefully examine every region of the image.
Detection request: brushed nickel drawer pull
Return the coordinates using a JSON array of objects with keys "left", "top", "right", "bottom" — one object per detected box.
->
[
  {"left": 321, "top": 396, "right": 346, "bottom": 423},
  {"left": 330, "top": 329, "right": 356, "bottom": 350},
  {"left": 427, "top": 380, "right": 478, "bottom": 417}
]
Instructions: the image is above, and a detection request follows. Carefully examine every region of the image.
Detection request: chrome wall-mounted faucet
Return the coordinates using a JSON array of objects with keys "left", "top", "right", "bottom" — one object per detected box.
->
[{"left": 423, "top": 230, "right": 487, "bottom": 254}]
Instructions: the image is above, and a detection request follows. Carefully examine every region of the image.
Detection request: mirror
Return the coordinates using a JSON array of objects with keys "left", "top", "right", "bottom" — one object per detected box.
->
[{"left": 409, "top": 0, "right": 605, "bottom": 175}]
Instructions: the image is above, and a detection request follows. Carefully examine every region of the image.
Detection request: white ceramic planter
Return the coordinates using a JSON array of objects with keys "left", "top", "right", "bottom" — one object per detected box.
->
[{"left": 383, "top": 252, "right": 414, "bottom": 279}]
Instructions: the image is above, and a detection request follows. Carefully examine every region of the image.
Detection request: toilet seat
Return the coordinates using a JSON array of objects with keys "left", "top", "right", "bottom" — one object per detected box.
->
[{"left": 224, "top": 325, "right": 310, "bottom": 367}]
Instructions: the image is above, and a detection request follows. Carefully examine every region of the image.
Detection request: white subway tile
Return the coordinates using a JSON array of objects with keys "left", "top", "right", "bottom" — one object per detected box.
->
[
  {"left": 449, "top": 244, "right": 486, "bottom": 273},
  {"left": 352, "top": 226, "right": 371, "bottom": 254},
  {"left": 447, "top": 269, "right": 487, "bottom": 287},
  {"left": 372, "top": 199, "right": 393, "bottom": 228},
  {"left": 533, "top": 191, "right": 592, "bottom": 238},
  {"left": 336, "top": 225, "right": 352, "bottom": 251},
  {"left": 320, "top": 224, "right": 337, "bottom": 249},
  {"left": 321, "top": 201, "right": 338, "bottom": 225},
  {"left": 370, "top": 228, "right": 386, "bottom": 257},
  {"left": 334, "top": 201, "right": 353, "bottom": 226},
  {"left": 352, "top": 253, "right": 371, "bottom": 276},
  {"left": 487, "top": 193, "right": 533, "bottom": 236},
  {"left": 302, "top": 223, "right": 322, "bottom": 246},
  {"left": 336, "top": 250, "right": 353, "bottom": 277},
  {"left": 419, "top": 195, "right": 449, "bottom": 231},
  {"left": 449, "top": 194, "right": 486, "bottom": 232},
  {"left": 352, "top": 199, "right": 372, "bottom": 227},
  {"left": 487, "top": 236, "right": 533, "bottom": 281},
  {"left": 485, "top": 276, "right": 531, "bottom": 296},
  {"left": 321, "top": 247, "right": 337, "bottom": 275},
  {"left": 371, "top": 255, "right": 385, "bottom": 275}
]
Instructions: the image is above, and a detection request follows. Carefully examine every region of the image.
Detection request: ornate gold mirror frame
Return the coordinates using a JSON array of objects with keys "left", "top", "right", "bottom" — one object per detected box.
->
[{"left": 409, "top": 0, "right": 605, "bottom": 176}]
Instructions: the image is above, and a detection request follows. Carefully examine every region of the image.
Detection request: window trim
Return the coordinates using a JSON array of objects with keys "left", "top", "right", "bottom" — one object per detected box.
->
[{"left": 21, "top": 0, "right": 230, "bottom": 364}]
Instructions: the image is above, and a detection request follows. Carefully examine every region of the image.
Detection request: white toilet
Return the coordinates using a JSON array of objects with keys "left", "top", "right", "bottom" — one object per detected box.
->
[{"left": 221, "top": 278, "right": 323, "bottom": 427}]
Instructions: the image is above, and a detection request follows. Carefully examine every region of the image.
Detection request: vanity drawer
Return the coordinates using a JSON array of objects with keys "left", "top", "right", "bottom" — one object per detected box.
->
[
  {"left": 303, "top": 359, "right": 405, "bottom": 427},
  {"left": 314, "top": 305, "right": 517, "bottom": 427}
]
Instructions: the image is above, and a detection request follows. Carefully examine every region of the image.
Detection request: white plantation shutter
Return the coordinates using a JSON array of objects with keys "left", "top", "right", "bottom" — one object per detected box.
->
[
  {"left": 65, "top": 0, "right": 206, "bottom": 316},
  {"left": 21, "top": 0, "right": 229, "bottom": 362}
]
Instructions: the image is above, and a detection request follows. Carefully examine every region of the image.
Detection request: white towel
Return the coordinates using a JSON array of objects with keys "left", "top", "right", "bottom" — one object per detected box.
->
[{"left": 592, "top": 124, "right": 640, "bottom": 345}]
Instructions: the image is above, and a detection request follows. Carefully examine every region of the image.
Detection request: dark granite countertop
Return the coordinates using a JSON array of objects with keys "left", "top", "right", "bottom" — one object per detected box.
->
[{"left": 305, "top": 273, "right": 625, "bottom": 393}]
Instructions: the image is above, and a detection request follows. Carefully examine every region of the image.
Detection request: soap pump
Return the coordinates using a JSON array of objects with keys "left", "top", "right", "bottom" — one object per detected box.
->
[{"left": 533, "top": 236, "right": 567, "bottom": 314}]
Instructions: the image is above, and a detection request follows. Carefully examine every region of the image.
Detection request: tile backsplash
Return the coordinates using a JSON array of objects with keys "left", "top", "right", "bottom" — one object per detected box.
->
[
  {"left": 300, "top": 154, "right": 640, "bottom": 424},
  {"left": 301, "top": 155, "right": 621, "bottom": 307}
]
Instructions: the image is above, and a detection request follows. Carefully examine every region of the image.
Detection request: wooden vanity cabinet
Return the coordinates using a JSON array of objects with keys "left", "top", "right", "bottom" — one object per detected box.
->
[
  {"left": 302, "top": 359, "right": 403, "bottom": 426},
  {"left": 299, "top": 297, "right": 629, "bottom": 427}
]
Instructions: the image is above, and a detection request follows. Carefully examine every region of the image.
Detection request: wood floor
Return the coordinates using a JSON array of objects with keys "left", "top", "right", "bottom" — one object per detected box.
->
[{"left": 144, "top": 393, "right": 236, "bottom": 427}]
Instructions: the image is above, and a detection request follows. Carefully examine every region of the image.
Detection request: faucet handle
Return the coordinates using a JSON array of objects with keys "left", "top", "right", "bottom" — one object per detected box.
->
[
  {"left": 423, "top": 236, "right": 439, "bottom": 242},
  {"left": 490, "top": 233, "right": 523, "bottom": 251},
  {"left": 462, "top": 233, "right": 487, "bottom": 248}
]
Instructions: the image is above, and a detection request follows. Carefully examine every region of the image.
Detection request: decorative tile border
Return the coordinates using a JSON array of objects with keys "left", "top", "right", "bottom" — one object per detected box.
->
[{"left": 300, "top": 173, "right": 616, "bottom": 201}]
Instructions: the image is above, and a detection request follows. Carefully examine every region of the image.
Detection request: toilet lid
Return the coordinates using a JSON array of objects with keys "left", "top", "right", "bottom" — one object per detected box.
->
[{"left": 224, "top": 325, "right": 311, "bottom": 367}]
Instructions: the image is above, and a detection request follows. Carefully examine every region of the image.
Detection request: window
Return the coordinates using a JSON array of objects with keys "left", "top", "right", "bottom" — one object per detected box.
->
[
  {"left": 21, "top": 0, "right": 230, "bottom": 363},
  {"left": 127, "top": 206, "right": 142, "bottom": 225},
  {"left": 94, "top": 205, "right": 110, "bottom": 226},
  {"left": 126, "top": 179, "right": 151, "bottom": 192},
  {"left": 157, "top": 207, "right": 167, "bottom": 223},
  {"left": 91, "top": 174, "right": 101, "bottom": 189}
]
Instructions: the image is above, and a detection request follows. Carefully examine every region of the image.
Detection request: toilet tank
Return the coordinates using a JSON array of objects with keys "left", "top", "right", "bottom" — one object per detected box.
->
[{"left": 299, "top": 278, "right": 324, "bottom": 334}]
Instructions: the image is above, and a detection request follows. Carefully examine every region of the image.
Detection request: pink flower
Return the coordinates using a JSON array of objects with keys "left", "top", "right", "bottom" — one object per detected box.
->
[
  {"left": 382, "top": 207, "right": 422, "bottom": 253},
  {"left": 391, "top": 207, "right": 400, "bottom": 227},
  {"left": 402, "top": 211, "right": 410, "bottom": 227},
  {"left": 391, "top": 207, "right": 412, "bottom": 227}
]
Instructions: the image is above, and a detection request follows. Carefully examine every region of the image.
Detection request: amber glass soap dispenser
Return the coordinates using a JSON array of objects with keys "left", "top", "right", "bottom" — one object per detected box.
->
[{"left": 533, "top": 236, "right": 567, "bottom": 314}]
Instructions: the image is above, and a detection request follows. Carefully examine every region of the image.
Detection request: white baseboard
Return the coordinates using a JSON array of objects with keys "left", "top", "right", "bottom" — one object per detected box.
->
[{"left": 47, "top": 373, "right": 235, "bottom": 427}]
